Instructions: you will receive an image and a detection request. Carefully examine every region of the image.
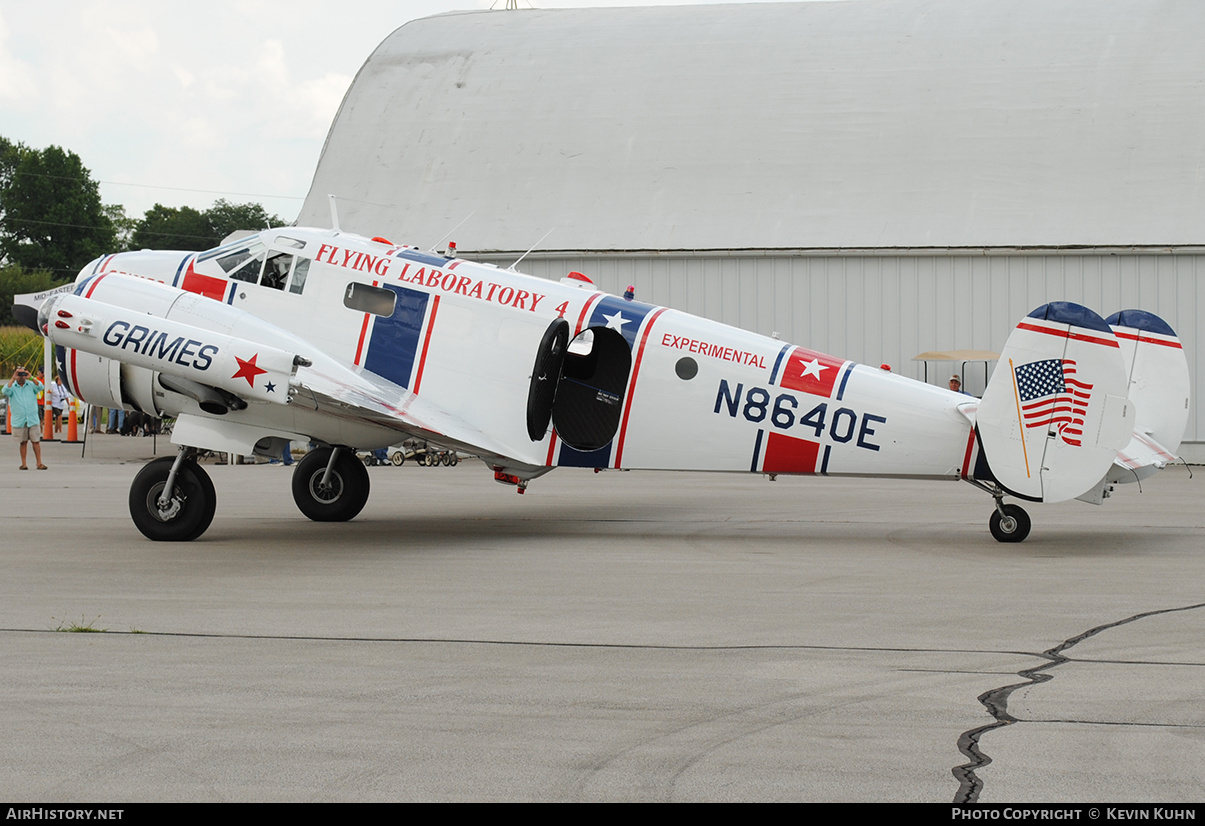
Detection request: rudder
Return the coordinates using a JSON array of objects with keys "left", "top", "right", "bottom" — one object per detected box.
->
[{"left": 1106, "top": 309, "right": 1190, "bottom": 461}]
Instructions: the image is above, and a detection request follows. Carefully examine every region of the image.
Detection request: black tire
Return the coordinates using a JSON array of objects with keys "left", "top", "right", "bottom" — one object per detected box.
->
[
  {"left": 292, "top": 447, "right": 370, "bottom": 522},
  {"left": 448, "top": 453, "right": 459, "bottom": 467},
  {"left": 390, "top": 451, "right": 405, "bottom": 467},
  {"left": 990, "top": 504, "right": 1031, "bottom": 543},
  {"left": 129, "top": 456, "right": 216, "bottom": 542}
]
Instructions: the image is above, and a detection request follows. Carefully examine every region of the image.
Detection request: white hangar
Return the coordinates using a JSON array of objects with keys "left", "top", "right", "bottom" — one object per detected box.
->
[{"left": 299, "top": 0, "right": 1204, "bottom": 456}]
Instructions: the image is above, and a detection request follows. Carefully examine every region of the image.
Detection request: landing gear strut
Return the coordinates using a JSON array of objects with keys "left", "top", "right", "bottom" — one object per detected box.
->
[
  {"left": 989, "top": 500, "right": 1031, "bottom": 543},
  {"left": 129, "top": 451, "right": 217, "bottom": 541},
  {"left": 292, "top": 446, "right": 370, "bottom": 522}
]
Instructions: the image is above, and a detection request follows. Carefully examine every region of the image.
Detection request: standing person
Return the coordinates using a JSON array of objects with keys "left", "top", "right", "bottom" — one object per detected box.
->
[
  {"left": 48, "top": 375, "right": 69, "bottom": 435},
  {"left": 3, "top": 368, "right": 47, "bottom": 470},
  {"left": 36, "top": 368, "right": 46, "bottom": 427}
]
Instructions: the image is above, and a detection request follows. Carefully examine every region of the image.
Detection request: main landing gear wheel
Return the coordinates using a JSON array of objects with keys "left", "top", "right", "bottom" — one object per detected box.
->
[
  {"left": 292, "top": 447, "right": 370, "bottom": 522},
  {"left": 990, "top": 503, "right": 1031, "bottom": 543},
  {"left": 129, "top": 455, "right": 216, "bottom": 542}
]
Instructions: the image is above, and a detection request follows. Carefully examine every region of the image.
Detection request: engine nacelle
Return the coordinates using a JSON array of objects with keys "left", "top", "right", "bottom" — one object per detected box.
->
[
  {"left": 55, "top": 346, "right": 125, "bottom": 411},
  {"left": 42, "top": 274, "right": 310, "bottom": 416}
]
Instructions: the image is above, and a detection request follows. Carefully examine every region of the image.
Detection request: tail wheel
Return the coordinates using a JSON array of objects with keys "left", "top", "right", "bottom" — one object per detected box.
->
[
  {"left": 990, "top": 504, "right": 1031, "bottom": 543},
  {"left": 129, "top": 456, "right": 216, "bottom": 542},
  {"left": 292, "top": 447, "right": 370, "bottom": 522}
]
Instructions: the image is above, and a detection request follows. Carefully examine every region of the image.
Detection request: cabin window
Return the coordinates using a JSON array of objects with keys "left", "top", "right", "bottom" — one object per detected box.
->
[{"left": 343, "top": 282, "right": 396, "bottom": 316}]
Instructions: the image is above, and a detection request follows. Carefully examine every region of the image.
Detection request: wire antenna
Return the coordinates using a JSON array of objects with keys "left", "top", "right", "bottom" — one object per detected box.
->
[
  {"left": 429, "top": 211, "right": 476, "bottom": 252},
  {"left": 508, "top": 229, "right": 554, "bottom": 271}
]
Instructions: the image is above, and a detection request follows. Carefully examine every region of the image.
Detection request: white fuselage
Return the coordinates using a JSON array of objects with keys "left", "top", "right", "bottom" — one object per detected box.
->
[{"left": 67, "top": 228, "right": 975, "bottom": 480}]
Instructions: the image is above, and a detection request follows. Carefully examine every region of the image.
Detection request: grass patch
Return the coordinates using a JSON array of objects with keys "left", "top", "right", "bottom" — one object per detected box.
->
[
  {"left": 0, "top": 326, "right": 45, "bottom": 376},
  {"left": 53, "top": 615, "right": 107, "bottom": 633}
]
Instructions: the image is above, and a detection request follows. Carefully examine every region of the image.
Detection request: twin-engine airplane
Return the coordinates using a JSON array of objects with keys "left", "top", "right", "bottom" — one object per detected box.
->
[{"left": 33, "top": 225, "right": 1189, "bottom": 542}]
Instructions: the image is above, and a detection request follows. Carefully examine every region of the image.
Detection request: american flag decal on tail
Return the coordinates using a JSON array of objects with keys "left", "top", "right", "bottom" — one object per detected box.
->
[{"left": 1014, "top": 358, "right": 1092, "bottom": 446}]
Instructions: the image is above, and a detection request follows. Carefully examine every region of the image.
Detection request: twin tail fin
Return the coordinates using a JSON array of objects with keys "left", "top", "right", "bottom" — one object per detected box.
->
[{"left": 972, "top": 302, "right": 1187, "bottom": 503}]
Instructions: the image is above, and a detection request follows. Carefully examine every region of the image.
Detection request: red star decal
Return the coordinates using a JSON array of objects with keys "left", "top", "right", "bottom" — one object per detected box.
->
[{"left": 231, "top": 353, "right": 269, "bottom": 387}]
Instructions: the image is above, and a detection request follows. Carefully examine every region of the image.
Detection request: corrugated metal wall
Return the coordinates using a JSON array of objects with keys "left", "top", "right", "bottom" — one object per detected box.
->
[{"left": 474, "top": 249, "right": 1203, "bottom": 452}]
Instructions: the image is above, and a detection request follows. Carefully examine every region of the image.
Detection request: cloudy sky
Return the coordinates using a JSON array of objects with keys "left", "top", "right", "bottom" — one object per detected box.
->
[{"left": 1, "top": 0, "right": 802, "bottom": 225}]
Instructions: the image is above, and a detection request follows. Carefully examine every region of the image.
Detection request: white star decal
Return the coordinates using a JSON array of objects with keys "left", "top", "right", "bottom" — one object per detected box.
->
[
  {"left": 799, "top": 358, "right": 828, "bottom": 380},
  {"left": 602, "top": 311, "right": 629, "bottom": 332}
]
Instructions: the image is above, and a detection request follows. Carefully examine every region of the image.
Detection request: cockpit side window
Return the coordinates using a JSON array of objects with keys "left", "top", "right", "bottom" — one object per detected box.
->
[
  {"left": 290, "top": 259, "right": 310, "bottom": 295},
  {"left": 262, "top": 252, "right": 292, "bottom": 290}
]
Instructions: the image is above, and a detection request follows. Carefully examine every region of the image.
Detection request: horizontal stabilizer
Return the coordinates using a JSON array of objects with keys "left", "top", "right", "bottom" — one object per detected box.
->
[
  {"left": 975, "top": 302, "right": 1131, "bottom": 502},
  {"left": 1078, "top": 430, "right": 1180, "bottom": 505},
  {"left": 1114, "top": 431, "right": 1179, "bottom": 477}
]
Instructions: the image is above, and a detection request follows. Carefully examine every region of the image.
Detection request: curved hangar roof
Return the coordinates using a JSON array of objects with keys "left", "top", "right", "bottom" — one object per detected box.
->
[{"left": 300, "top": 0, "right": 1205, "bottom": 252}]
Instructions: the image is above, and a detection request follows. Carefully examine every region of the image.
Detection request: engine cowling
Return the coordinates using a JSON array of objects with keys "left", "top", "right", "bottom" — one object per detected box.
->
[{"left": 43, "top": 273, "right": 308, "bottom": 417}]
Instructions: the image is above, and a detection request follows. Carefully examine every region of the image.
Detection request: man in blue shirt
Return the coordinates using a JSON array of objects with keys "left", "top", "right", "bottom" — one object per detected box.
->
[
  {"left": 4, "top": 368, "right": 47, "bottom": 470},
  {"left": 949, "top": 374, "right": 972, "bottom": 396}
]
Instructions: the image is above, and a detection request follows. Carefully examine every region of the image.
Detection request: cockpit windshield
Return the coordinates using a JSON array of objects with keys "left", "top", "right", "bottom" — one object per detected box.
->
[{"left": 195, "top": 233, "right": 311, "bottom": 295}]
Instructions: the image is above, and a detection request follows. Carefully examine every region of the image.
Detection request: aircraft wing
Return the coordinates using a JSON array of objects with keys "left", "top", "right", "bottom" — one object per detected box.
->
[{"left": 289, "top": 363, "right": 533, "bottom": 467}]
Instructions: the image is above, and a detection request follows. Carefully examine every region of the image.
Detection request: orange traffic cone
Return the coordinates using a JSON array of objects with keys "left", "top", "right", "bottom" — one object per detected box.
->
[
  {"left": 42, "top": 402, "right": 56, "bottom": 442},
  {"left": 65, "top": 398, "right": 81, "bottom": 444}
]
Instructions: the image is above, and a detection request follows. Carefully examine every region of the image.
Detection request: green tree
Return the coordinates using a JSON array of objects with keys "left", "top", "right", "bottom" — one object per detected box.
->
[
  {"left": 103, "top": 204, "right": 138, "bottom": 251},
  {"left": 128, "top": 203, "right": 212, "bottom": 250},
  {"left": 205, "top": 199, "right": 283, "bottom": 243},
  {"left": 0, "top": 139, "right": 116, "bottom": 277},
  {"left": 128, "top": 199, "right": 286, "bottom": 251},
  {"left": 0, "top": 137, "right": 19, "bottom": 195}
]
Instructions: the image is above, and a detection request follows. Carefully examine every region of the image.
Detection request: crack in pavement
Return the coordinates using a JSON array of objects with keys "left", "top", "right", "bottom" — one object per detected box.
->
[{"left": 951, "top": 601, "right": 1205, "bottom": 804}]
